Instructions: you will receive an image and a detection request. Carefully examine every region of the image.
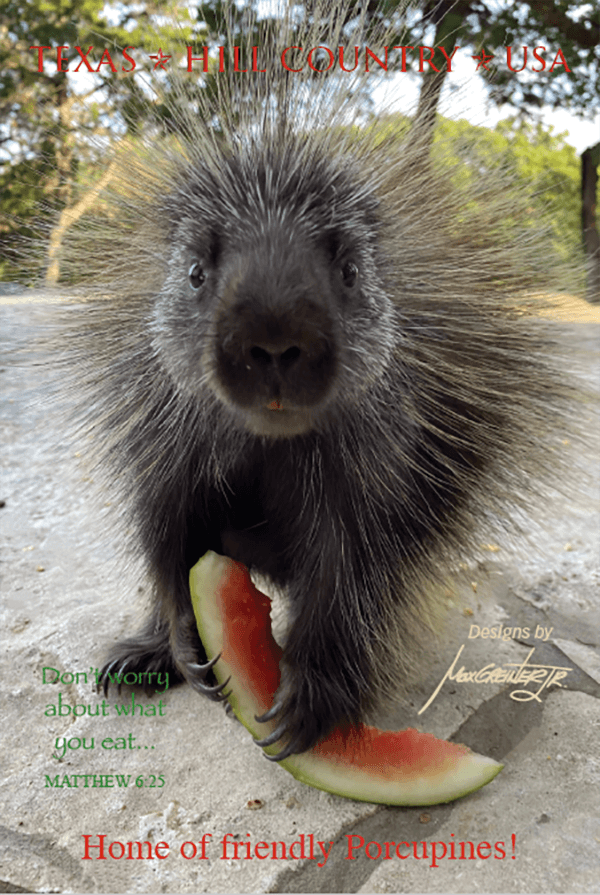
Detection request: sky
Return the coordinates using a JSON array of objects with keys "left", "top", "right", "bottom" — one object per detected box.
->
[
  {"left": 28, "top": 12, "right": 600, "bottom": 158},
  {"left": 372, "top": 46, "right": 599, "bottom": 155},
  {"left": 110, "top": 1, "right": 599, "bottom": 154}
]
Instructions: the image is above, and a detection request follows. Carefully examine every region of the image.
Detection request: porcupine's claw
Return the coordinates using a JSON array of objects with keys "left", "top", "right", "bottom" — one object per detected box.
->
[
  {"left": 253, "top": 700, "right": 303, "bottom": 760},
  {"left": 263, "top": 738, "right": 303, "bottom": 762},
  {"left": 196, "top": 677, "right": 232, "bottom": 701},
  {"left": 186, "top": 655, "right": 231, "bottom": 701},
  {"left": 254, "top": 720, "right": 304, "bottom": 762},
  {"left": 98, "top": 658, "right": 128, "bottom": 697},
  {"left": 254, "top": 699, "right": 283, "bottom": 724},
  {"left": 187, "top": 653, "right": 220, "bottom": 676},
  {"left": 253, "top": 718, "right": 287, "bottom": 748}
]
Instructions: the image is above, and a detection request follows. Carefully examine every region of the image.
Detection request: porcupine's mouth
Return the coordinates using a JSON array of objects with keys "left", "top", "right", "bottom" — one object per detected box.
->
[
  {"left": 245, "top": 397, "right": 317, "bottom": 438},
  {"left": 213, "top": 289, "right": 338, "bottom": 438},
  {"left": 205, "top": 362, "right": 326, "bottom": 437}
]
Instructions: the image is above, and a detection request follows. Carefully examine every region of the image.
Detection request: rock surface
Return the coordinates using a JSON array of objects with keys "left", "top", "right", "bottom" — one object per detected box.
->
[{"left": 1, "top": 290, "right": 598, "bottom": 894}]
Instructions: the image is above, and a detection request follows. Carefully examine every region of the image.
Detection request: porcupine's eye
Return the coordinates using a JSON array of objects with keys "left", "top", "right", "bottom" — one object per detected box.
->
[
  {"left": 188, "top": 261, "right": 206, "bottom": 290},
  {"left": 341, "top": 261, "right": 358, "bottom": 288}
]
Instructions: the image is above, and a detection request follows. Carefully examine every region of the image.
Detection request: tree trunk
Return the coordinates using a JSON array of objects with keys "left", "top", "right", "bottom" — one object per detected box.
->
[
  {"left": 581, "top": 142, "right": 600, "bottom": 304},
  {"left": 411, "top": 66, "right": 447, "bottom": 152},
  {"left": 45, "top": 161, "right": 118, "bottom": 285},
  {"left": 409, "top": 2, "right": 466, "bottom": 151}
]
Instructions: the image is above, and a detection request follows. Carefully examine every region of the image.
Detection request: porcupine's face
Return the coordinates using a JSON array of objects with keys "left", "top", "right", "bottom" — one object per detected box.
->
[{"left": 153, "top": 148, "right": 394, "bottom": 438}]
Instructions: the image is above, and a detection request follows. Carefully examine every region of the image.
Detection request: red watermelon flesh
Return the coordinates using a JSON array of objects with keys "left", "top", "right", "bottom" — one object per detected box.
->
[{"left": 190, "top": 550, "right": 503, "bottom": 805}]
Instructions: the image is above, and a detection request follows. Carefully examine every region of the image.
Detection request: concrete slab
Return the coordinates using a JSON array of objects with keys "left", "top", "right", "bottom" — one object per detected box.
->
[{"left": 1, "top": 293, "right": 598, "bottom": 894}]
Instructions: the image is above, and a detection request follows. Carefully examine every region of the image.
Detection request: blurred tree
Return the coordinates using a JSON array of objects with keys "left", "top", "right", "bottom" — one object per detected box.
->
[
  {"left": 581, "top": 142, "right": 600, "bottom": 301},
  {"left": 397, "top": 0, "right": 599, "bottom": 297},
  {"left": 0, "top": 0, "right": 201, "bottom": 280},
  {"left": 2, "top": 0, "right": 597, "bottom": 291}
]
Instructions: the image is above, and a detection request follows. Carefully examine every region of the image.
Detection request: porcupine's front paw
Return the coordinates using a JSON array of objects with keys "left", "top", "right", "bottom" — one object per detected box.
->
[
  {"left": 98, "top": 616, "right": 181, "bottom": 696},
  {"left": 99, "top": 610, "right": 229, "bottom": 702},
  {"left": 173, "top": 609, "right": 232, "bottom": 702},
  {"left": 253, "top": 664, "right": 347, "bottom": 760}
]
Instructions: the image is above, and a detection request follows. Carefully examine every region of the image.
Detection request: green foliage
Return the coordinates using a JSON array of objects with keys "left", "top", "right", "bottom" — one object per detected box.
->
[
  {"left": 1, "top": 1, "right": 594, "bottom": 282},
  {"left": 0, "top": 153, "right": 59, "bottom": 281},
  {"left": 432, "top": 115, "right": 584, "bottom": 264},
  {"left": 400, "top": 0, "right": 599, "bottom": 117},
  {"left": 462, "top": 0, "right": 600, "bottom": 115},
  {"left": 370, "top": 111, "right": 584, "bottom": 273},
  {"left": 0, "top": 0, "right": 200, "bottom": 278}
]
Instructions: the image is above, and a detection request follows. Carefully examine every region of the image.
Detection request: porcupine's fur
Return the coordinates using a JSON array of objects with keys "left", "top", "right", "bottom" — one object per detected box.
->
[{"left": 45, "top": 2, "right": 577, "bottom": 759}]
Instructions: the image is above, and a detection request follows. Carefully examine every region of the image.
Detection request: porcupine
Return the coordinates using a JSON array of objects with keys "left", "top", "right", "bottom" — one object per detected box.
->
[{"left": 48, "top": 2, "right": 575, "bottom": 760}]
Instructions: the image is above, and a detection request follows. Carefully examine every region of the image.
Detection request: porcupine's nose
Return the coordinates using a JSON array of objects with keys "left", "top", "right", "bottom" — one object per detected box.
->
[
  {"left": 217, "top": 300, "right": 335, "bottom": 408},
  {"left": 213, "top": 226, "right": 339, "bottom": 429},
  {"left": 248, "top": 341, "right": 302, "bottom": 376}
]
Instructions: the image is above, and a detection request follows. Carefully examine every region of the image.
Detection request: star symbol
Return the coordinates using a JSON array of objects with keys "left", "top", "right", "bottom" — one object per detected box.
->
[
  {"left": 149, "top": 49, "right": 172, "bottom": 70},
  {"left": 472, "top": 48, "right": 495, "bottom": 71}
]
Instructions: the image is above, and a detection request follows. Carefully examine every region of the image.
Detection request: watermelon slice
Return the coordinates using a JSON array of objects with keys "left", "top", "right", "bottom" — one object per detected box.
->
[{"left": 189, "top": 551, "right": 503, "bottom": 806}]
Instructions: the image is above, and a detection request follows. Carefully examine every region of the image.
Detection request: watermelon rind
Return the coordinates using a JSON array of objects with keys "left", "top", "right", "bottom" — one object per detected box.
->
[{"left": 190, "top": 550, "right": 503, "bottom": 806}]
